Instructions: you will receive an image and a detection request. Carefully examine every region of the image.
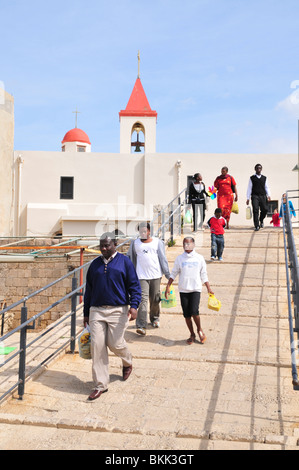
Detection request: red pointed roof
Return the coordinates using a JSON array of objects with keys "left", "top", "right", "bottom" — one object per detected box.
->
[
  {"left": 119, "top": 78, "right": 157, "bottom": 118},
  {"left": 62, "top": 128, "right": 91, "bottom": 144}
]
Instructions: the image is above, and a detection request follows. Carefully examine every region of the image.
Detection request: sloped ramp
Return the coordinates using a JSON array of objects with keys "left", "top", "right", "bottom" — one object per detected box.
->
[{"left": 0, "top": 228, "right": 299, "bottom": 450}]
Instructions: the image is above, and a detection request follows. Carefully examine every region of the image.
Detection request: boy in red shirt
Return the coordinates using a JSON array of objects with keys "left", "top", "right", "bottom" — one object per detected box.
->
[
  {"left": 270, "top": 208, "right": 280, "bottom": 227},
  {"left": 207, "top": 208, "right": 226, "bottom": 261}
]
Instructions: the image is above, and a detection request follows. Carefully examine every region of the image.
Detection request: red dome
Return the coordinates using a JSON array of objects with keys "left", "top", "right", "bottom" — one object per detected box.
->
[{"left": 62, "top": 128, "right": 91, "bottom": 144}]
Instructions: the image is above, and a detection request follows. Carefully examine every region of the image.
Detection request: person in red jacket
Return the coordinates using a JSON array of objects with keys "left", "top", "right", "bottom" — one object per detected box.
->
[
  {"left": 270, "top": 208, "right": 280, "bottom": 227},
  {"left": 207, "top": 208, "right": 226, "bottom": 261}
]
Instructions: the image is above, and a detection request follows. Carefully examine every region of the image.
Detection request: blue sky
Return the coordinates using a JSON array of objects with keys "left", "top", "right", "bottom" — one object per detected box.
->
[{"left": 1, "top": 0, "right": 299, "bottom": 153}]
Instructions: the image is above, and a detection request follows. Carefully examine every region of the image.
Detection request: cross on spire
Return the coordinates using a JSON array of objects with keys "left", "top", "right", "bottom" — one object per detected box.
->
[
  {"left": 137, "top": 50, "right": 140, "bottom": 79},
  {"left": 72, "top": 107, "right": 81, "bottom": 128}
]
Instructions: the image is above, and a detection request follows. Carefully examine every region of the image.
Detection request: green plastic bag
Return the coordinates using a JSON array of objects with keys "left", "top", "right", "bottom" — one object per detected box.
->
[
  {"left": 184, "top": 210, "right": 192, "bottom": 224},
  {"left": 161, "top": 288, "right": 177, "bottom": 308}
]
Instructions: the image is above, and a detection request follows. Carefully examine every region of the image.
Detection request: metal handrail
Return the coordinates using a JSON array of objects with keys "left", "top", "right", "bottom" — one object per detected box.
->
[
  {"left": 0, "top": 190, "right": 187, "bottom": 402},
  {"left": 151, "top": 187, "right": 188, "bottom": 242},
  {"left": 151, "top": 186, "right": 187, "bottom": 226},
  {"left": 282, "top": 191, "right": 299, "bottom": 389},
  {"left": 154, "top": 202, "right": 183, "bottom": 238}
]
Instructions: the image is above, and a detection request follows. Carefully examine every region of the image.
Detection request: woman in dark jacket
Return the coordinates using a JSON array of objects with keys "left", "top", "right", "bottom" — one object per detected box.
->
[{"left": 188, "top": 173, "right": 209, "bottom": 232}]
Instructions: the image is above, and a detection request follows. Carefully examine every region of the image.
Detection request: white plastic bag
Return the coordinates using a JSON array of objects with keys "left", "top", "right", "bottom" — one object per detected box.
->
[{"left": 78, "top": 325, "right": 91, "bottom": 359}]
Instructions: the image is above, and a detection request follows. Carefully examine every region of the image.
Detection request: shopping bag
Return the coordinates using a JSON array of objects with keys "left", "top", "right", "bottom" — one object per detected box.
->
[
  {"left": 208, "top": 294, "right": 221, "bottom": 311},
  {"left": 184, "top": 210, "right": 192, "bottom": 224},
  {"left": 246, "top": 206, "right": 252, "bottom": 220},
  {"left": 161, "top": 288, "right": 177, "bottom": 308},
  {"left": 231, "top": 202, "right": 239, "bottom": 214},
  {"left": 78, "top": 325, "right": 91, "bottom": 359}
]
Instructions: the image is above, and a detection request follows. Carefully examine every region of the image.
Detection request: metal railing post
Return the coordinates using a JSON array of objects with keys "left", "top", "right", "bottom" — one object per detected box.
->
[
  {"left": 18, "top": 303, "right": 28, "bottom": 400},
  {"left": 79, "top": 248, "right": 84, "bottom": 304},
  {"left": 161, "top": 209, "right": 165, "bottom": 240},
  {"left": 170, "top": 202, "right": 174, "bottom": 243},
  {"left": 70, "top": 275, "right": 78, "bottom": 354},
  {"left": 150, "top": 221, "right": 154, "bottom": 237},
  {"left": 178, "top": 196, "right": 181, "bottom": 236},
  {"left": 1, "top": 310, "right": 5, "bottom": 337}
]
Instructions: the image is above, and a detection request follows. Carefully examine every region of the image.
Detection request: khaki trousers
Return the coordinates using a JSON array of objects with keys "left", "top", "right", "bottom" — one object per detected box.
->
[
  {"left": 89, "top": 305, "right": 132, "bottom": 391},
  {"left": 136, "top": 278, "right": 162, "bottom": 329}
]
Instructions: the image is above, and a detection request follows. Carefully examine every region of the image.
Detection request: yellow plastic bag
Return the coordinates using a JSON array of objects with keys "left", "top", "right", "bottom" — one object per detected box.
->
[
  {"left": 208, "top": 294, "right": 221, "bottom": 311},
  {"left": 78, "top": 326, "right": 91, "bottom": 359},
  {"left": 161, "top": 288, "right": 177, "bottom": 308},
  {"left": 231, "top": 202, "right": 239, "bottom": 214}
]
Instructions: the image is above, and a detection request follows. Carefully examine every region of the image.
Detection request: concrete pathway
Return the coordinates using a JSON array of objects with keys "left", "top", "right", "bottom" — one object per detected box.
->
[{"left": 1, "top": 227, "right": 299, "bottom": 450}]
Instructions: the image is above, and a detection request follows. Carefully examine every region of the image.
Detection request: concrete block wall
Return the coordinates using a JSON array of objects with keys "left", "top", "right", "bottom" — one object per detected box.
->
[
  {"left": 0, "top": 255, "right": 82, "bottom": 333},
  {"left": 0, "top": 238, "right": 131, "bottom": 334}
]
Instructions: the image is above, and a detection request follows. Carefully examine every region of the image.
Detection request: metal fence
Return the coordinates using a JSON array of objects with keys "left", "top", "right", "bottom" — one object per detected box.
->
[
  {"left": 0, "top": 259, "right": 90, "bottom": 402},
  {"left": 0, "top": 192, "right": 187, "bottom": 402},
  {"left": 281, "top": 190, "right": 299, "bottom": 390}
]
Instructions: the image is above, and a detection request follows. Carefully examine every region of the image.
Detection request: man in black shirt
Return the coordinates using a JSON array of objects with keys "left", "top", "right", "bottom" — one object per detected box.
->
[{"left": 246, "top": 164, "right": 271, "bottom": 231}]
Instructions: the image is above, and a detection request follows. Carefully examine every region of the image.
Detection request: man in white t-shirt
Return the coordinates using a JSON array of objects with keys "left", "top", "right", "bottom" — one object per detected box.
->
[
  {"left": 127, "top": 222, "right": 170, "bottom": 336},
  {"left": 165, "top": 237, "right": 214, "bottom": 345}
]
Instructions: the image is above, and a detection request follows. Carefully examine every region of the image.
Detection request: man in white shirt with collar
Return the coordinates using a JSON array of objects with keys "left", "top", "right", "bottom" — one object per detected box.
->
[{"left": 246, "top": 164, "right": 271, "bottom": 231}]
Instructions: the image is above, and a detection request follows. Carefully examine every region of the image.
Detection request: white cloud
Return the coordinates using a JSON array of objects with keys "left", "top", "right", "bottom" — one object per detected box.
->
[
  {"left": 276, "top": 89, "right": 299, "bottom": 118},
  {"left": 178, "top": 97, "right": 197, "bottom": 109}
]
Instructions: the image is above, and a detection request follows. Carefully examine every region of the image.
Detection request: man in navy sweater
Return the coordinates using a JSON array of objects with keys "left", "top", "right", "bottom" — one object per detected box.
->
[{"left": 84, "top": 233, "right": 141, "bottom": 401}]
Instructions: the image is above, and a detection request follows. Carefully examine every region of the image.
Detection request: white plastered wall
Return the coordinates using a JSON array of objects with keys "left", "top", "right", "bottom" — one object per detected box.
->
[
  {"left": 62, "top": 141, "right": 91, "bottom": 152},
  {"left": 0, "top": 89, "right": 14, "bottom": 236},
  {"left": 13, "top": 149, "right": 298, "bottom": 236},
  {"left": 14, "top": 151, "right": 146, "bottom": 236}
]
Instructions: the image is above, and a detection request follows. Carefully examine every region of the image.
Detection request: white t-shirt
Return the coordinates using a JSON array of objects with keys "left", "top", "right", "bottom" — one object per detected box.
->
[
  {"left": 135, "top": 237, "right": 162, "bottom": 280},
  {"left": 170, "top": 250, "right": 209, "bottom": 293},
  {"left": 193, "top": 182, "right": 204, "bottom": 192}
]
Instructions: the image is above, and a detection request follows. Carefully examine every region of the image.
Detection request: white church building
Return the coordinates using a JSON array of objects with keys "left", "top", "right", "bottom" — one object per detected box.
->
[{"left": 0, "top": 72, "right": 298, "bottom": 238}]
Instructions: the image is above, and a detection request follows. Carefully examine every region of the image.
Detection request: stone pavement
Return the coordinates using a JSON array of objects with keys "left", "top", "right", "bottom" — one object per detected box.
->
[{"left": 1, "top": 227, "right": 299, "bottom": 450}]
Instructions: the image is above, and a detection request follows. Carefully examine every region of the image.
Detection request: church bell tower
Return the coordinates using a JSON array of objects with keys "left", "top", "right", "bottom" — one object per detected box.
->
[{"left": 119, "top": 52, "right": 157, "bottom": 154}]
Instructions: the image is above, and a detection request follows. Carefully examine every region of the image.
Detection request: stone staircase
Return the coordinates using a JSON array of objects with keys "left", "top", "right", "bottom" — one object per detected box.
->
[{"left": 1, "top": 226, "right": 299, "bottom": 450}]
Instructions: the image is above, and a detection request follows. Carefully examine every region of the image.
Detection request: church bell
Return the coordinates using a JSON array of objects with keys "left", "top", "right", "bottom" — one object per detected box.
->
[{"left": 131, "top": 130, "right": 144, "bottom": 152}]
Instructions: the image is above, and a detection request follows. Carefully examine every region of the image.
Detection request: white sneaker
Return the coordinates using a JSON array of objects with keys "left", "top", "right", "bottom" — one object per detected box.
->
[
  {"left": 136, "top": 327, "right": 146, "bottom": 336},
  {"left": 152, "top": 320, "right": 160, "bottom": 328},
  {"left": 211, "top": 256, "right": 216, "bottom": 261},
  {"left": 218, "top": 257, "right": 223, "bottom": 262}
]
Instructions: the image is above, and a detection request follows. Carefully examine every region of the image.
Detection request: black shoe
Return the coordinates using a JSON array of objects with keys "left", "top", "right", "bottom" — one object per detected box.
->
[
  {"left": 260, "top": 222, "right": 264, "bottom": 228},
  {"left": 254, "top": 226, "right": 260, "bottom": 231}
]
